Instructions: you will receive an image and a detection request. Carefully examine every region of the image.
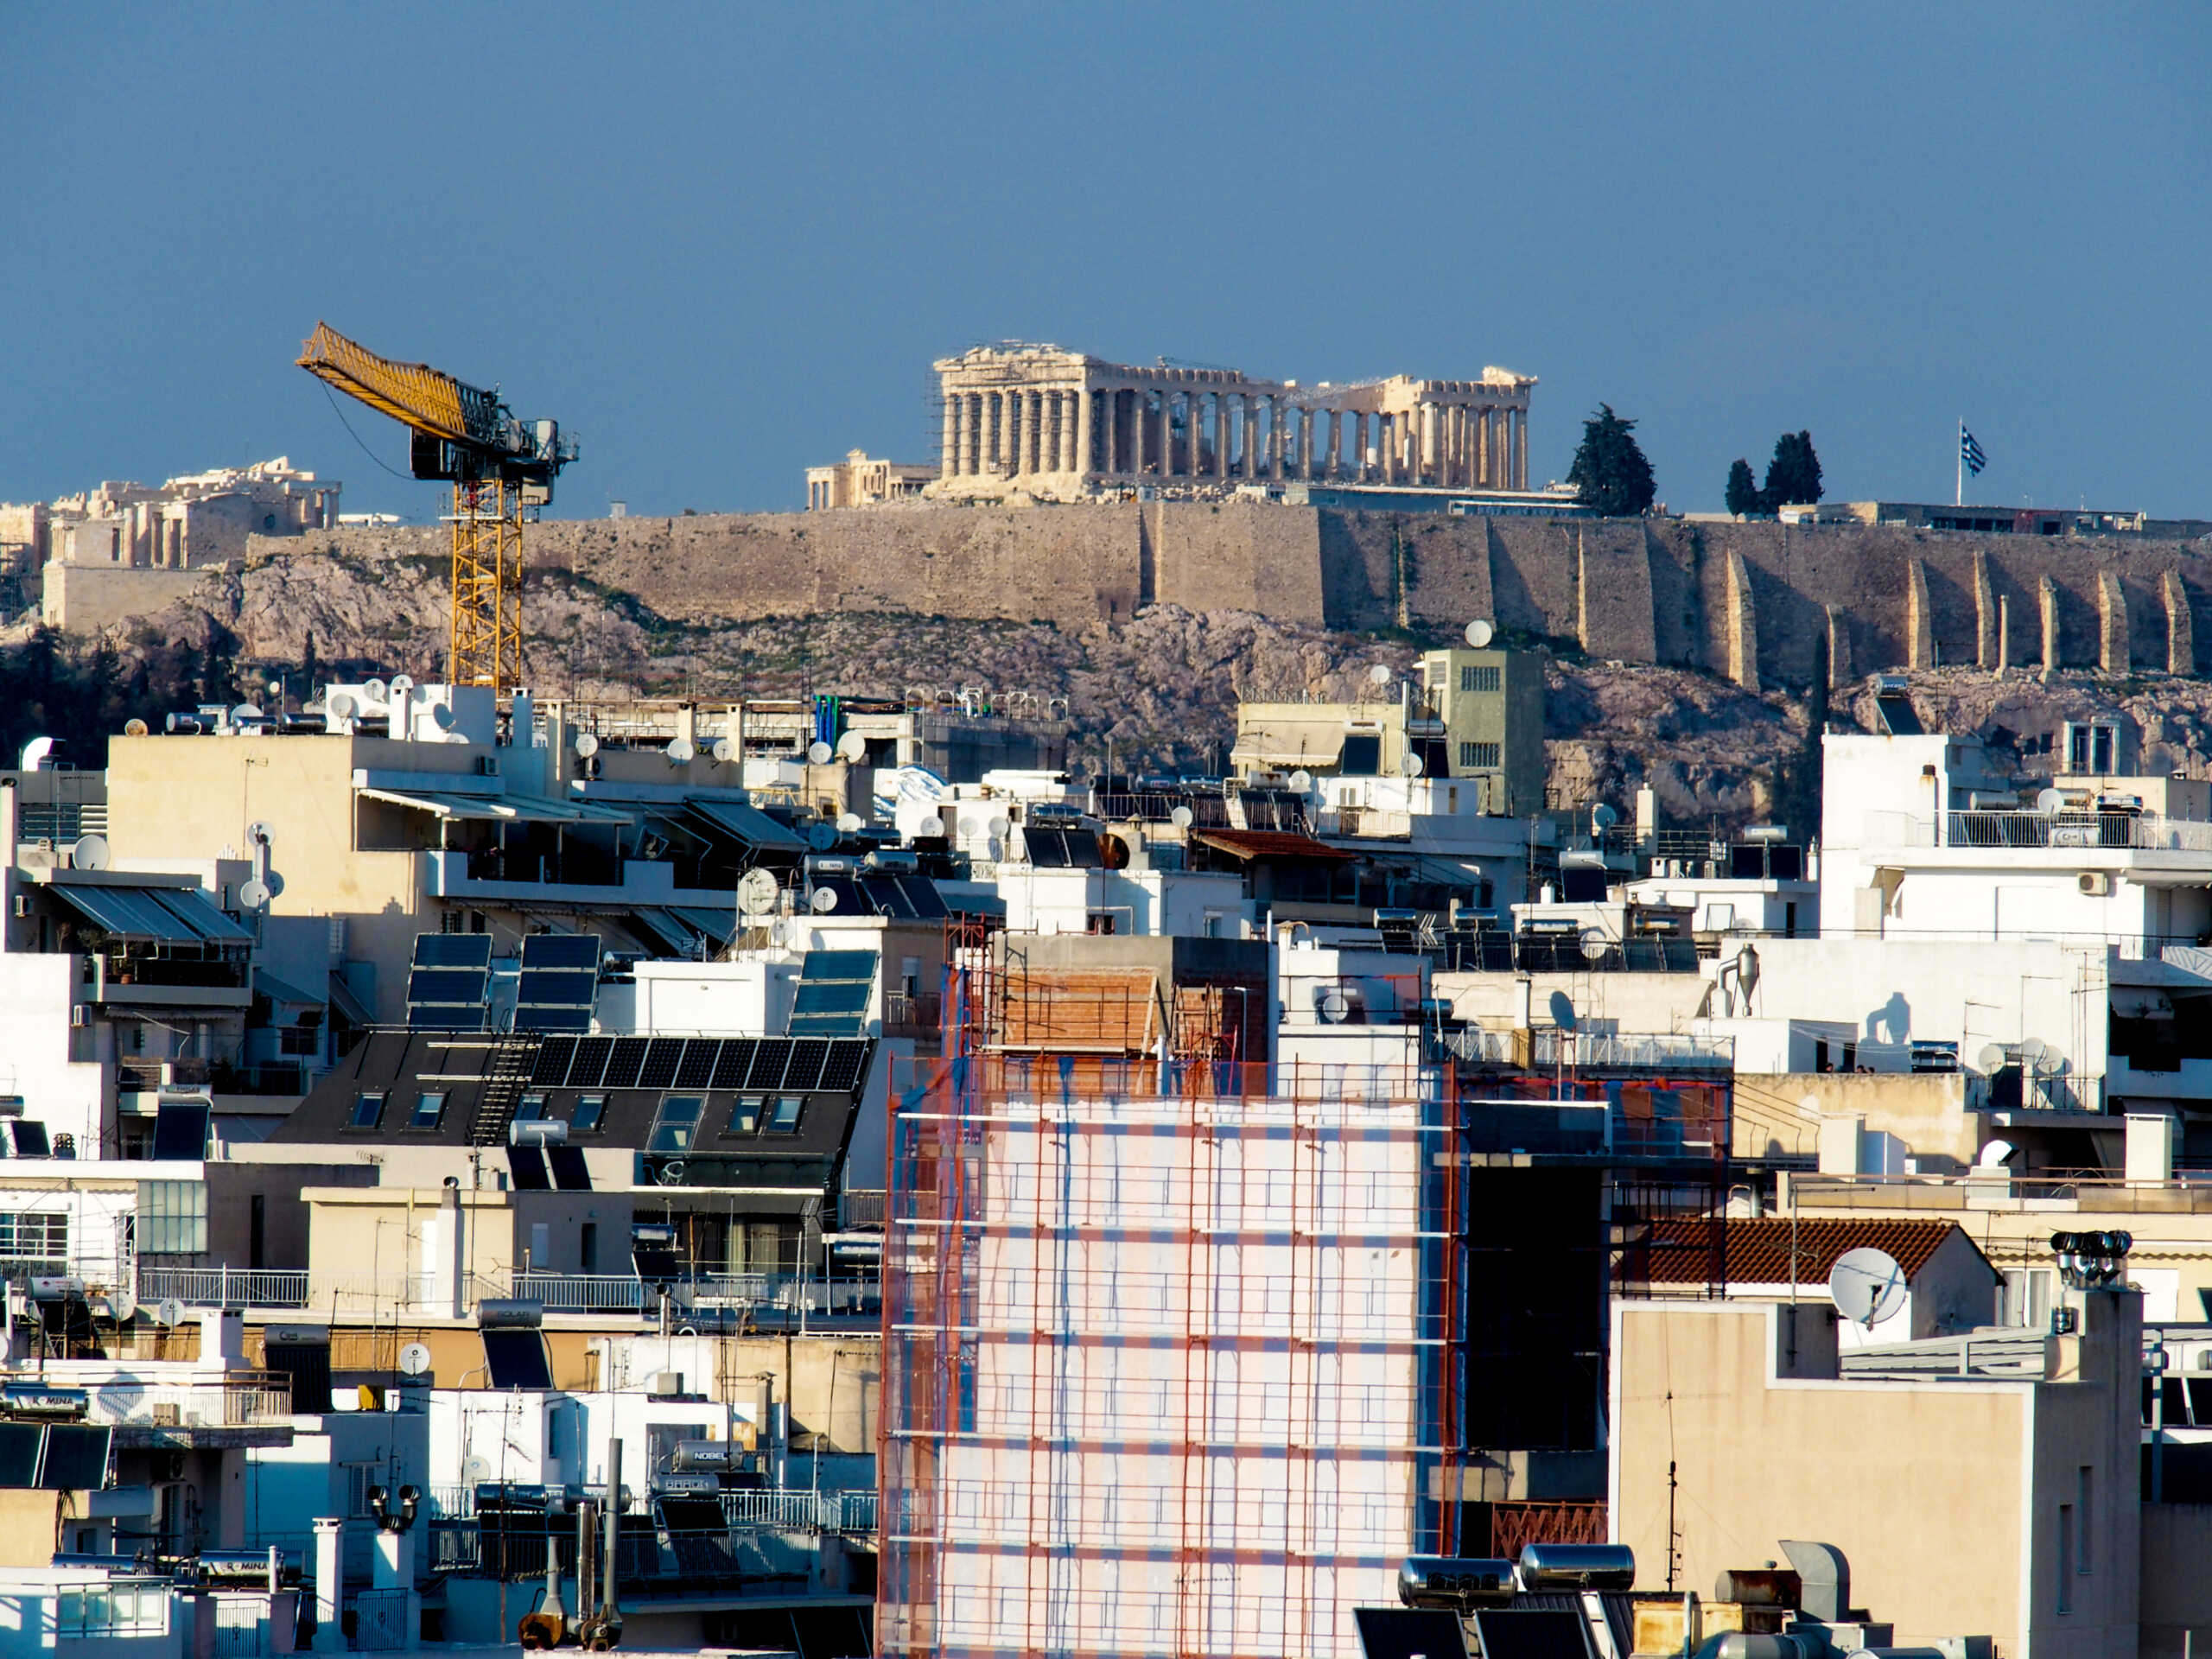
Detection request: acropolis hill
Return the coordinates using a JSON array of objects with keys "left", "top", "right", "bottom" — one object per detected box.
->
[{"left": 205, "top": 502, "right": 2212, "bottom": 695}]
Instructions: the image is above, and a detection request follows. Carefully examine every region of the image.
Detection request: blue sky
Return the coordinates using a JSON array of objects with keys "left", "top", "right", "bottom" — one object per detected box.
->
[{"left": 5, "top": 3, "right": 2208, "bottom": 520}]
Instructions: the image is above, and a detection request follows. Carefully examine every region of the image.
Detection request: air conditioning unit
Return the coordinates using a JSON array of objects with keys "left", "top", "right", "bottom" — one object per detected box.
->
[
  {"left": 2079, "top": 872, "right": 2114, "bottom": 896},
  {"left": 649, "top": 1372, "right": 684, "bottom": 1398},
  {"left": 151, "top": 1404, "right": 180, "bottom": 1427}
]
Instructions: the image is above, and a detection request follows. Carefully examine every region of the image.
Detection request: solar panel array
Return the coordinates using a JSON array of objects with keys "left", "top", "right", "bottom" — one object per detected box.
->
[
  {"left": 0, "top": 1423, "right": 111, "bottom": 1491},
  {"left": 481, "top": 1328, "right": 553, "bottom": 1391},
  {"left": 150, "top": 1101, "right": 210, "bottom": 1161},
  {"left": 804, "top": 873, "right": 948, "bottom": 921},
  {"left": 406, "top": 934, "right": 493, "bottom": 1030},
  {"left": 520, "top": 1035, "right": 872, "bottom": 1096},
  {"left": 789, "top": 950, "right": 879, "bottom": 1038},
  {"left": 514, "top": 933, "right": 601, "bottom": 1033},
  {"left": 1022, "top": 827, "right": 1103, "bottom": 869}
]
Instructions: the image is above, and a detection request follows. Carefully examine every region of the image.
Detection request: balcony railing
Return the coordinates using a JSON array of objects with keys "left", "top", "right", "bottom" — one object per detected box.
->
[
  {"left": 1861, "top": 808, "right": 2212, "bottom": 855},
  {"left": 139, "top": 1263, "right": 880, "bottom": 1319},
  {"left": 80, "top": 1372, "right": 290, "bottom": 1427}
]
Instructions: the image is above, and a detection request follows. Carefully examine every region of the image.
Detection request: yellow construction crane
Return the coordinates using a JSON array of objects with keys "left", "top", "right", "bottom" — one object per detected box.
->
[{"left": 298, "top": 322, "right": 575, "bottom": 696}]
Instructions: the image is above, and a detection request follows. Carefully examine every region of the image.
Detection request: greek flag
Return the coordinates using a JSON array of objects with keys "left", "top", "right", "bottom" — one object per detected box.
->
[{"left": 1961, "top": 426, "right": 1987, "bottom": 477}]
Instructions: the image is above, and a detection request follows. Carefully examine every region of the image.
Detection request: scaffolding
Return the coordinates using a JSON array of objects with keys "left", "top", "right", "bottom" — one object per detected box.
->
[{"left": 879, "top": 1055, "right": 1468, "bottom": 1659}]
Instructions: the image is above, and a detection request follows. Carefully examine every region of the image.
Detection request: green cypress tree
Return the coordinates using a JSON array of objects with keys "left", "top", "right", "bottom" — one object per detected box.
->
[{"left": 1567, "top": 404, "right": 1656, "bottom": 518}]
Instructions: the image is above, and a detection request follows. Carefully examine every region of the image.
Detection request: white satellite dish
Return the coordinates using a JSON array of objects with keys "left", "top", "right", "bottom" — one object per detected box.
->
[
  {"left": 666, "top": 736, "right": 696, "bottom": 766},
  {"left": 710, "top": 737, "right": 734, "bottom": 764},
  {"left": 362, "top": 677, "right": 389, "bottom": 706},
  {"left": 397, "top": 1342, "right": 432, "bottom": 1378},
  {"left": 836, "top": 812, "right": 864, "bottom": 833},
  {"left": 1171, "top": 805, "right": 1194, "bottom": 828},
  {"left": 574, "top": 732, "right": 600, "bottom": 759},
  {"left": 2037, "top": 787, "right": 2065, "bottom": 814},
  {"left": 325, "top": 690, "right": 357, "bottom": 721},
  {"left": 232, "top": 703, "right": 264, "bottom": 726},
  {"left": 988, "top": 816, "right": 1010, "bottom": 838},
  {"left": 806, "top": 822, "right": 838, "bottom": 851},
  {"left": 1580, "top": 929, "right": 1610, "bottom": 963},
  {"left": 154, "top": 1299, "right": 184, "bottom": 1329},
  {"left": 737, "top": 868, "right": 780, "bottom": 917},
  {"left": 388, "top": 673, "right": 413, "bottom": 697},
  {"left": 1977, "top": 1138, "right": 2019, "bottom": 1167},
  {"left": 461, "top": 1455, "right": 492, "bottom": 1488},
  {"left": 807, "top": 740, "right": 834, "bottom": 766},
  {"left": 1400, "top": 753, "right": 1424, "bottom": 778},
  {"left": 1828, "top": 1247, "right": 1910, "bottom": 1327},
  {"left": 111, "top": 1286, "right": 136, "bottom": 1323},
  {"left": 810, "top": 887, "right": 838, "bottom": 912},
  {"left": 238, "top": 878, "right": 272, "bottom": 912},
  {"left": 766, "top": 918, "right": 791, "bottom": 948},
  {"left": 2021, "top": 1036, "right": 2050, "bottom": 1065},
  {"left": 1976, "top": 1043, "right": 2007, "bottom": 1073},
  {"left": 957, "top": 815, "right": 982, "bottom": 839},
  {"left": 1368, "top": 664, "right": 1393, "bottom": 687},
  {"left": 836, "top": 731, "right": 868, "bottom": 763},
  {"left": 69, "top": 836, "right": 109, "bottom": 872},
  {"left": 1465, "top": 619, "right": 1496, "bottom": 649},
  {"left": 1288, "top": 770, "right": 1313, "bottom": 793}
]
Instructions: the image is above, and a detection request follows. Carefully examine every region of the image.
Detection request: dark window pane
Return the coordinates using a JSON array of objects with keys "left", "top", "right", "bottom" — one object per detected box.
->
[
  {"left": 410, "top": 1092, "right": 448, "bottom": 1130},
  {"left": 350, "top": 1093, "right": 386, "bottom": 1130},
  {"left": 572, "top": 1095, "right": 607, "bottom": 1133}
]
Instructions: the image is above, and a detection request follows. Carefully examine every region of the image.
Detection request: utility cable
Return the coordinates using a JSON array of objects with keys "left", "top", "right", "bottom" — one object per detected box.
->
[{"left": 320, "top": 383, "right": 411, "bottom": 481}]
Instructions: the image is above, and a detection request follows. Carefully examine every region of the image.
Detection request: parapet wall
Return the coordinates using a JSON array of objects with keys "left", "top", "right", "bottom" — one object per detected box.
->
[{"left": 239, "top": 508, "right": 2212, "bottom": 686}]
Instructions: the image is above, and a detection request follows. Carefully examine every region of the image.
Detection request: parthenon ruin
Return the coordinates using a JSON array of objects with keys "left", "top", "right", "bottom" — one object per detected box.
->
[{"left": 922, "top": 343, "right": 1535, "bottom": 503}]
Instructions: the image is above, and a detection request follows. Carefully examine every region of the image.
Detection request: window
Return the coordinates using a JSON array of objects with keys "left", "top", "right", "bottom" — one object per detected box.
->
[
  {"left": 647, "top": 1095, "right": 704, "bottom": 1154},
  {"left": 2056, "top": 1503, "right": 2074, "bottom": 1611},
  {"left": 1459, "top": 741, "right": 1501, "bottom": 769},
  {"left": 515, "top": 1094, "right": 548, "bottom": 1122},
  {"left": 349, "top": 1091, "right": 387, "bottom": 1130},
  {"left": 766, "top": 1096, "right": 805, "bottom": 1135},
  {"left": 728, "top": 1096, "right": 762, "bottom": 1135},
  {"left": 2077, "top": 1466, "right": 2093, "bottom": 1573},
  {"left": 0, "top": 1213, "right": 67, "bottom": 1261},
  {"left": 137, "top": 1181, "right": 207, "bottom": 1255},
  {"left": 1459, "top": 664, "right": 1500, "bottom": 693},
  {"left": 572, "top": 1094, "right": 607, "bottom": 1133},
  {"left": 2000, "top": 1268, "right": 2051, "bottom": 1329},
  {"left": 408, "top": 1091, "right": 448, "bottom": 1131}
]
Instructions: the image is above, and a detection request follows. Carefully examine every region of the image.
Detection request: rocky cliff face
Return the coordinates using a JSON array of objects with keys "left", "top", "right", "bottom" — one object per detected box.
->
[{"left": 41, "top": 536, "right": 2212, "bottom": 834}]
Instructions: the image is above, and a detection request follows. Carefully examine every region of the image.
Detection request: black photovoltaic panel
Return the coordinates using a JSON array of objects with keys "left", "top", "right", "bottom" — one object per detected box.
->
[
  {"left": 745, "top": 1040, "right": 791, "bottom": 1091},
  {"left": 531, "top": 1037, "right": 578, "bottom": 1086},
  {"left": 481, "top": 1329, "right": 553, "bottom": 1391},
  {"left": 0, "top": 1424, "right": 41, "bottom": 1488},
  {"left": 1468, "top": 1610, "right": 1590, "bottom": 1659},
  {"left": 508, "top": 1147, "right": 550, "bottom": 1191},
  {"left": 655, "top": 1497, "right": 725, "bottom": 1532},
  {"left": 518, "top": 969, "right": 598, "bottom": 1007},
  {"left": 801, "top": 950, "right": 879, "bottom": 982},
  {"left": 39, "top": 1426, "right": 111, "bottom": 1492},
  {"left": 519, "top": 932, "right": 601, "bottom": 969},
  {"left": 601, "top": 1038, "right": 648, "bottom": 1090},
  {"left": 818, "top": 1040, "right": 868, "bottom": 1096},
  {"left": 151, "top": 1103, "right": 210, "bottom": 1161},
  {"left": 410, "top": 1004, "right": 489, "bottom": 1032},
  {"left": 810, "top": 876, "right": 866, "bottom": 916},
  {"left": 792, "top": 980, "right": 870, "bottom": 1017},
  {"left": 408, "top": 968, "right": 489, "bottom": 1004},
  {"left": 566, "top": 1038, "right": 612, "bottom": 1089},
  {"left": 639, "top": 1039, "right": 685, "bottom": 1090},
  {"left": 413, "top": 933, "right": 494, "bottom": 969},
  {"left": 1353, "top": 1609, "right": 1469, "bottom": 1659},
  {"left": 546, "top": 1145, "right": 592, "bottom": 1192},
  {"left": 522, "top": 1005, "right": 594, "bottom": 1033},
  {"left": 782, "top": 1039, "right": 830, "bottom": 1094},
  {"left": 711, "top": 1039, "right": 756, "bottom": 1090},
  {"left": 675, "top": 1040, "right": 721, "bottom": 1090},
  {"left": 896, "top": 873, "right": 950, "bottom": 918}
]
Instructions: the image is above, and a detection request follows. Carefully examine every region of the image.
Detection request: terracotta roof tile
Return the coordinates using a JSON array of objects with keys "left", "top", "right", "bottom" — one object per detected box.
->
[
  {"left": 1192, "top": 829, "right": 1356, "bottom": 861},
  {"left": 1634, "top": 1217, "right": 1985, "bottom": 1287}
]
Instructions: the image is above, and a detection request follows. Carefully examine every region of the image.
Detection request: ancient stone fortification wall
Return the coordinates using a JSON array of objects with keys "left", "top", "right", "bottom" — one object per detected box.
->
[{"left": 267, "top": 508, "right": 2212, "bottom": 687}]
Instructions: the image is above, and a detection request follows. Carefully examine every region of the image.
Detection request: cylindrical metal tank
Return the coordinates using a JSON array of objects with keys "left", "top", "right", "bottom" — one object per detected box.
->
[
  {"left": 1515, "top": 1541, "right": 1637, "bottom": 1591},
  {"left": 1396, "top": 1555, "right": 1517, "bottom": 1611}
]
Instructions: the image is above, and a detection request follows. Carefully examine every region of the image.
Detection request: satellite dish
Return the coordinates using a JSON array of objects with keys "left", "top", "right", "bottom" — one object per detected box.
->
[
  {"left": 1400, "top": 753, "right": 1424, "bottom": 778},
  {"left": 69, "top": 836, "right": 109, "bottom": 872},
  {"left": 1977, "top": 1138, "right": 2019, "bottom": 1167},
  {"left": 738, "top": 868, "right": 780, "bottom": 916},
  {"left": 123, "top": 718, "right": 149, "bottom": 737},
  {"left": 387, "top": 674, "right": 414, "bottom": 702},
  {"left": 666, "top": 736, "right": 696, "bottom": 766},
  {"left": 658, "top": 1160, "right": 687, "bottom": 1185},
  {"left": 806, "top": 822, "right": 837, "bottom": 851},
  {"left": 1465, "top": 619, "right": 1496, "bottom": 648},
  {"left": 2037, "top": 788, "right": 2065, "bottom": 814},
  {"left": 325, "top": 690, "right": 356, "bottom": 721},
  {"left": 1316, "top": 986, "right": 1351, "bottom": 1023},
  {"left": 1368, "top": 664, "right": 1393, "bottom": 687},
  {"left": 428, "top": 702, "right": 455, "bottom": 732},
  {"left": 397, "top": 1343, "right": 432, "bottom": 1378},
  {"left": 810, "top": 887, "right": 838, "bottom": 912},
  {"left": 1828, "top": 1247, "right": 1910, "bottom": 1327},
  {"left": 988, "top": 816, "right": 1010, "bottom": 838},
  {"left": 836, "top": 731, "right": 868, "bottom": 763},
  {"left": 574, "top": 732, "right": 600, "bottom": 759},
  {"left": 232, "top": 703, "right": 264, "bottom": 725},
  {"left": 461, "top": 1455, "right": 492, "bottom": 1487},
  {"left": 1171, "top": 805, "right": 1195, "bottom": 828},
  {"left": 154, "top": 1299, "right": 184, "bottom": 1329},
  {"left": 957, "top": 816, "right": 982, "bottom": 838},
  {"left": 111, "top": 1285, "right": 136, "bottom": 1323},
  {"left": 1288, "top": 770, "right": 1313, "bottom": 793},
  {"left": 807, "top": 740, "right": 834, "bottom": 766},
  {"left": 248, "top": 821, "right": 274, "bottom": 847},
  {"left": 2021, "top": 1036, "right": 2050, "bottom": 1065},
  {"left": 238, "top": 878, "right": 271, "bottom": 912},
  {"left": 710, "top": 737, "right": 734, "bottom": 764},
  {"left": 362, "top": 677, "right": 389, "bottom": 705},
  {"left": 1580, "top": 929, "right": 1610, "bottom": 963},
  {"left": 1592, "top": 803, "right": 1619, "bottom": 831},
  {"left": 1977, "top": 1043, "right": 2008, "bottom": 1073},
  {"left": 836, "top": 812, "right": 864, "bottom": 834},
  {"left": 1548, "top": 989, "right": 1578, "bottom": 1032}
]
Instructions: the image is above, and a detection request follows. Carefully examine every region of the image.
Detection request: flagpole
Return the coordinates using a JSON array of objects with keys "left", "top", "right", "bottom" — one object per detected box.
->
[{"left": 1956, "top": 418, "right": 1964, "bottom": 508}]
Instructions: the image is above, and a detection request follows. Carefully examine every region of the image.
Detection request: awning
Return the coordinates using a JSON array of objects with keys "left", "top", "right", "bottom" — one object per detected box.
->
[
  {"left": 1191, "top": 829, "right": 1356, "bottom": 862},
  {"left": 359, "top": 788, "right": 632, "bottom": 825},
  {"left": 683, "top": 796, "right": 808, "bottom": 851},
  {"left": 48, "top": 882, "right": 251, "bottom": 944},
  {"left": 253, "top": 968, "right": 324, "bottom": 1007},
  {"left": 326, "top": 971, "right": 375, "bottom": 1027},
  {"left": 668, "top": 905, "right": 739, "bottom": 945}
]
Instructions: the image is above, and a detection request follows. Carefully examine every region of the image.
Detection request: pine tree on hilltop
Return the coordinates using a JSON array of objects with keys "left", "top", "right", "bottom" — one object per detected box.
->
[
  {"left": 1567, "top": 404, "right": 1656, "bottom": 518},
  {"left": 1764, "top": 429, "right": 1823, "bottom": 506},
  {"left": 1725, "top": 458, "right": 1765, "bottom": 518}
]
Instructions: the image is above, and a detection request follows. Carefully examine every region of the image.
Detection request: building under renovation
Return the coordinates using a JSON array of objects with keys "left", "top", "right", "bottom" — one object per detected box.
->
[{"left": 919, "top": 344, "right": 1535, "bottom": 504}]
